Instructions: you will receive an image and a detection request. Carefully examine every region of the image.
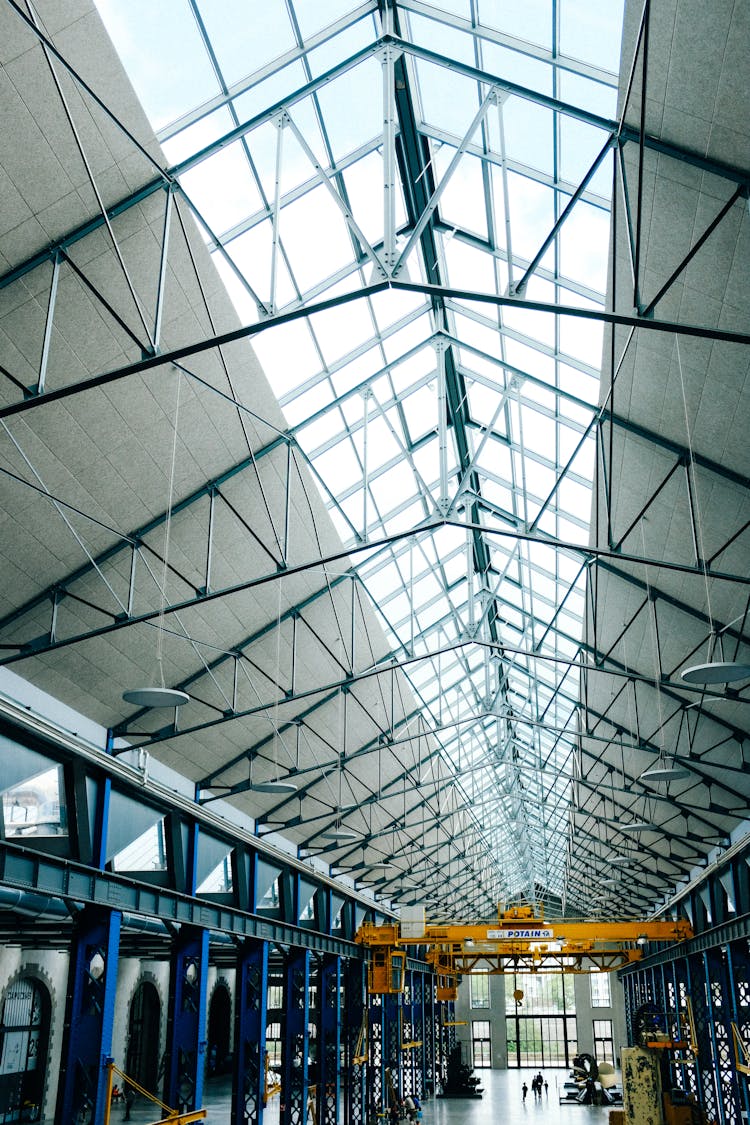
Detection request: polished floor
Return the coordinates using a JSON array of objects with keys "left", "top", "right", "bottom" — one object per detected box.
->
[{"left": 113, "top": 1068, "right": 617, "bottom": 1124}]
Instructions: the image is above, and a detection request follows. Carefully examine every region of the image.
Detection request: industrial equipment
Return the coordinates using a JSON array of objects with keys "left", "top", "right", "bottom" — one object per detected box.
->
[
  {"left": 104, "top": 1061, "right": 206, "bottom": 1125},
  {"left": 356, "top": 904, "right": 692, "bottom": 991}
]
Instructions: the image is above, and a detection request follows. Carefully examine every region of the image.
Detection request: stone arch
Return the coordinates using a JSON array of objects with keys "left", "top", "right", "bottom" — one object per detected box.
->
[
  {"left": 206, "top": 980, "right": 232, "bottom": 1074},
  {"left": 125, "top": 979, "right": 161, "bottom": 1096}
]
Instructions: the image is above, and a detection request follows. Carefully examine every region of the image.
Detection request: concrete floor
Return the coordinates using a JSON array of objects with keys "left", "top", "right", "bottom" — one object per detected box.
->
[{"left": 113, "top": 1068, "right": 618, "bottom": 1125}]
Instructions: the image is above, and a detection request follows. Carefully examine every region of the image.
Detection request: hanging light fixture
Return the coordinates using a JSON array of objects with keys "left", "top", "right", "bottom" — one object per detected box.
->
[
  {"left": 123, "top": 370, "right": 189, "bottom": 711},
  {"left": 607, "top": 818, "right": 652, "bottom": 833},
  {"left": 681, "top": 660, "right": 750, "bottom": 685},
  {"left": 322, "top": 824, "right": 360, "bottom": 841},
  {"left": 251, "top": 778, "right": 298, "bottom": 793},
  {"left": 249, "top": 585, "right": 297, "bottom": 794},
  {"left": 640, "top": 762, "right": 690, "bottom": 782},
  {"left": 671, "top": 340, "right": 750, "bottom": 688},
  {"left": 123, "top": 685, "right": 189, "bottom": 708}
]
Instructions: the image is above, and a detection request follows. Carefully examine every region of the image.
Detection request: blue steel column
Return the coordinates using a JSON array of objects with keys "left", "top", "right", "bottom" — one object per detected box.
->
[
  {"left": 383, "top": 992, "right": 401, "bottom": 1105},
  {"left": 344, "top": 958, "right": 367, "bottom": 1125},
  {"left": 282, "top": 949, "right": 310, "bottom": 1125},
  {"left": 704, "top": 947, "right": 742, "bottom": 1125},
  {"left": 412, "top": 972, "right": 425, "bottom": 1099},
  {"left": 423, "top": 977, "right": 435, "bottom": 1098},
  {"left": 689, "top": 952, "right": 719, "bottom": 1123},
  {"left": 164, "top": 925, "right": 209, "bottom": 1112},
  {"left": 55, "top": 906, "right": 121, "bottom": 1125},
  {"left": 318, "top": 955, "right": 341, "bottom": 1125},
  {"left": 726, "top": 938, "right": 750, "bottom": 1123},
  {"left": 673, "top": 956, "right": 701, "bottom": 1105},
  {"left": 368, "top": 994, "right": 384, "bottom": 1120},
  {"left": 232, "top": 939, "right": 268, "bottom": 1125}
]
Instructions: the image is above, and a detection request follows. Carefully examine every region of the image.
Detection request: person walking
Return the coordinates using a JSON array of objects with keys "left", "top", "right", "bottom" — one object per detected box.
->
[
  {"left": 522, "top": 1082, "right": 528, "bottom": 1102},
  {"left": 123, "top": 1083, "right": 135, "bottom": 1121}
]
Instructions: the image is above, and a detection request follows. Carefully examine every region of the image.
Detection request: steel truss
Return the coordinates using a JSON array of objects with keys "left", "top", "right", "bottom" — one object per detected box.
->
[{"left": 0, "top": 0, "right": 747, "bottom": 921}]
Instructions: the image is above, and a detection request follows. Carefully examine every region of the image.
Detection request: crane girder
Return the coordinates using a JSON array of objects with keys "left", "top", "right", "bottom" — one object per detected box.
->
[{"left": 356, "top": 905, "right": 692, "bottom": 992}]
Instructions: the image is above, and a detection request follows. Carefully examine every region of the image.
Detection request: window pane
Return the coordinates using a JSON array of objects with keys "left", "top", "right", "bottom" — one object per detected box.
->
[
  {"left": 590, "top": 973, "right": 612, "bottom": 1007},
  {"left": 2, "top": 765, "right": 67, "bottom": 839}
]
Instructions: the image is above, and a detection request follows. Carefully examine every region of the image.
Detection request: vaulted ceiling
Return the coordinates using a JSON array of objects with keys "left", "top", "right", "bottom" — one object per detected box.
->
[{"left": 0, "top": 0, "right": 748, "bottom": 921}]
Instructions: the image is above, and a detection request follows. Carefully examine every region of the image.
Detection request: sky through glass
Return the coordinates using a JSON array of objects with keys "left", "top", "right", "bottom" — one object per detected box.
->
[{"left": 95, "top": 0, "right": 625, "bottom": 915}]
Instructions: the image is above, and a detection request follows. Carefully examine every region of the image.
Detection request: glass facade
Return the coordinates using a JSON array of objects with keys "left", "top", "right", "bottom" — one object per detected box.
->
[{"left": 505, "top": 972, "right": 577, "bottom": 1068}]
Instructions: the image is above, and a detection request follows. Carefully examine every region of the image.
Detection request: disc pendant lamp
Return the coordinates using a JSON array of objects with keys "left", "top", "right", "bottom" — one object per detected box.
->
[{"left": 123, "top": 371, "right": 189, "bottom": 711}]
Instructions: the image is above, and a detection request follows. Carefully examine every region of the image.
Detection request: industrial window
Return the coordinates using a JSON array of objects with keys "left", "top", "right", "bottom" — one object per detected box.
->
[
  {"left": 470, "top": 974, "right": 490, "bottom": 1009},
  {"left": 2, "top": 766, "right": 67, "bottom": 840},
  {"left": 111, "top": 819, "right": 167, "bottom": 873},
  {"left": 267, "top": 984, "right": 283, "bottom": 1011},
  {"left": 505, "top": 971, "right": 577, "bottom": 1068},
  {"left": 471, "top": 1021, "right": 491, "bottom": 1069},
  {"left": 505, "top": 972, "right": 576, "bottom": 1014},
  {"left": 266, "top": 1022, "right": 282, "bottom": 1067},
  {"left": 593, "top": 1019, "right": 614, "bottom": 1064},
  {"left": 196, "top": 854, "right": 233, "bottom": 894},
  {"left": 590, "top": 973, "right": 611, "bottom": 1007}
]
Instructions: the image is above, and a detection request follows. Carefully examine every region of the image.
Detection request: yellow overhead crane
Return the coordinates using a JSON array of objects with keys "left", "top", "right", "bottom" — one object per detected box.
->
[{"left": 356, "top": 905, "right": 692, "bottom": 997}]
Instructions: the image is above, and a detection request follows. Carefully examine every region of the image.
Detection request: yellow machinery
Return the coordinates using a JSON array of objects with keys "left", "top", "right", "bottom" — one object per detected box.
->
[
  {"left": 104, "top": 1062, "right": 206, "bottom": 1125},
  {"left": 356, "top": 904, "right": 693, "bottom": 994},
  {"left": 731, "top": 1023, "right": 750, "bottom": 1076}
]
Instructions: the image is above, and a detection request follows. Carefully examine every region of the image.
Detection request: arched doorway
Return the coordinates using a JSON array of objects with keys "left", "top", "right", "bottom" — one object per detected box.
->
[
  {"left": 207, "top": 985, "right": 231, "bottom": 1074},
  {"left": 126, "top": 983, "right": 160, "bottom": 1095},
  {"left": 0, "top": 977, "right": 50, "bottom": 1123}
]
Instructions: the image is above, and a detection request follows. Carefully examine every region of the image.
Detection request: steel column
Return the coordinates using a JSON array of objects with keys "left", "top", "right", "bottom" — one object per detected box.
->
[
  {"left": 704, "top": 947, "right": 742, "bottom": 1125},
  {"left": 164, "top": 926, "right": 209, "bottom": 1112},
  {"left": 55, "top": 906, "right": 121, "bottom": 1125},
  {"left": 282, "top": 949, "right": 311, "bottom": 1125},
  {"left": 383, "top": 992, "right": 401, "bottom": 1107},
  {"left": 344, "top": 958, "right": 367, "bottom": 1125},
  {"left": 318, "top": 955, "right": 341, "bottom": 1125},
  {"left": 232, "top": 939, "right": 269, "bottom": 1125},
  {"left": 726, "top": 939, "right": 750, "bottom": 1122},
  {"left": 368, "top": 995, "right": 384, "bottom": 1121}
]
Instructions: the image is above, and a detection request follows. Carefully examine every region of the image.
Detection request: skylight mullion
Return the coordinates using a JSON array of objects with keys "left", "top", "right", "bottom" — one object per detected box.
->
[
  {"left": 402, "top": 0, "right": 619, "bottom": 88},
  {"left": 157, "top": 3, "right": 379, "bottom": 142},
  {"left": 420, "top": 123, "right": 611, "bottom": 212}
]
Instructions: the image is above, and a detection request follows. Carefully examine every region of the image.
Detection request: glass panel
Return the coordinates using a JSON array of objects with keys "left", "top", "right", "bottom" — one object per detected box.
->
[
  {"left": 590, "top": 973, "right": 612, "bottom": 1007},
  {"left": 111, "top": 820, "right": 166, "bottom": 872},
  {"left": 196, "top": 855, "right": 233, "bottom": 894},
  {"left": 470, "top": 975, "right": 490, "bottom": 1009},
  {"left": 2, "top": 766, "right": 67, "bottom": 839}
]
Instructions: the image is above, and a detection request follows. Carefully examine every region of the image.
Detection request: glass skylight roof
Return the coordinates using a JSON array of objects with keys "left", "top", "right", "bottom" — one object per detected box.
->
[{"left": 96, "top": 0, "right": 625, "bottom": 914}]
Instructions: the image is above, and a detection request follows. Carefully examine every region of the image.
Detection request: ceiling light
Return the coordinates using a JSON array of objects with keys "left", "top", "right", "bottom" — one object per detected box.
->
[
  {"left": 367, "top": 861, "right": 394, "bottom": 871},
  {"left": 122, "top": 687, "right": 189, "bottom": 708},
  {"left": 640, "top": 764, "right": 690, "bottom": 782},
  {"left": 609, "top": 856, "right": 633, "bottom": 866},
  {"left": 608, "top": 819, "right": 652, "bottom": 833},
  {"left": 249, "top": 779, "right": 298, "bottom": 793},
  {"left": 321, "top": 826, "right": 360, "bottom": 841},
  {"left": 681, "top": 661, "right": 750, "bottom": 685}
]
